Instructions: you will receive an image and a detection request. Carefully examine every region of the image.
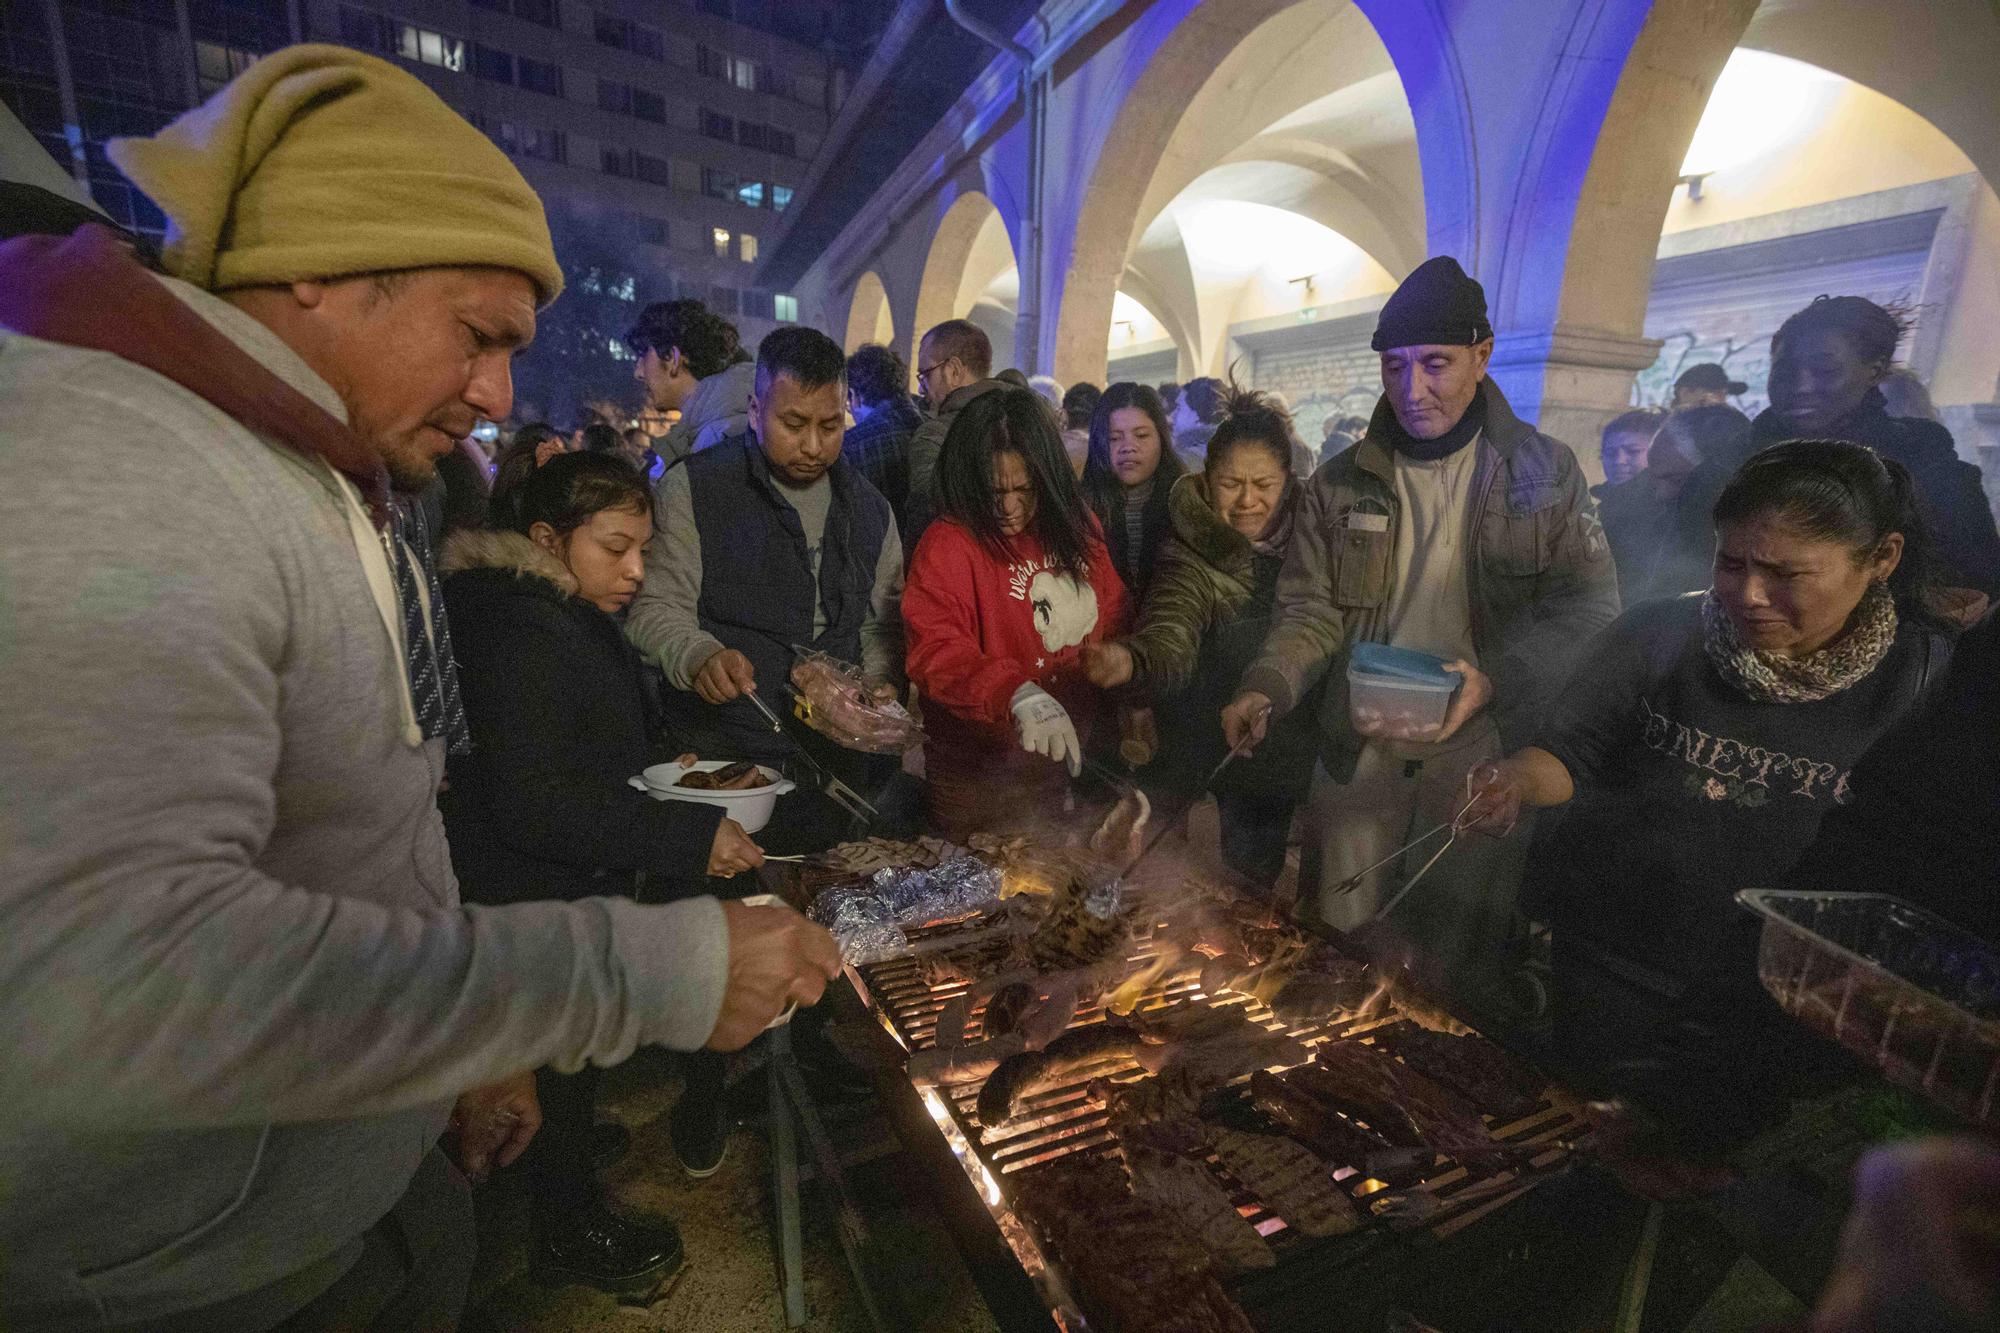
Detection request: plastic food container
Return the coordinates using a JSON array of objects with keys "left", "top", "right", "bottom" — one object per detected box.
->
[
  {"left": 1737, "top": 889, "right": 2000, "bottom": 1126},
  {"left": 1346, "top": 643, "right": 1463, "bottom": 741},
  {"left": 628, "top": 760, "right": 796, "bottom": 834}
]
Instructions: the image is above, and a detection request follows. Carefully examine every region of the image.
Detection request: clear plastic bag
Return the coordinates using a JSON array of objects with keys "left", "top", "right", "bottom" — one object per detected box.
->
[{"left": 789, "top": 649, "right": 922, "bottom": 754}]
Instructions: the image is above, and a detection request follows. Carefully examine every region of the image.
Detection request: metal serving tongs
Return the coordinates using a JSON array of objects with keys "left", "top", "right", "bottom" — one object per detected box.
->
[
  {"left": 743, "top": 687, "right": 882, "bottom": 826},
  {"left": 1115, "top": 703, "right": 1270, "bottom": 879},
  {"left": 1332, "top": 787, "right": 1486, "bottom": 924}
]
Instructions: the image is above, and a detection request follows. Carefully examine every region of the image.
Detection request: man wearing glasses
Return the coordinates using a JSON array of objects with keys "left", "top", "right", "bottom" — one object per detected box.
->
[{"left": 906, "top": 318, "right": 1004, "bottom": 544}]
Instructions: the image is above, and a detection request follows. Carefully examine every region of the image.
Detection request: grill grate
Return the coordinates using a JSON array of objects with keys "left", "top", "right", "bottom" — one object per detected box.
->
[{"left": 847, "top": 902, "right": 1591, "bottom": 1330}]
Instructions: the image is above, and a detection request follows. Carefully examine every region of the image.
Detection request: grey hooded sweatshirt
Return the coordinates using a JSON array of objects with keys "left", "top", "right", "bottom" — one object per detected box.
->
[{"left": 0, "top": 276, "right": 730, "bottom": 1328}]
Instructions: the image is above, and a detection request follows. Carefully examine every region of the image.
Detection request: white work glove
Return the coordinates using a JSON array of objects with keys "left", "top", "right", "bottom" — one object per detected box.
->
[{"left": 1010, "top": 682, "right": 1081, "bottom": 777}]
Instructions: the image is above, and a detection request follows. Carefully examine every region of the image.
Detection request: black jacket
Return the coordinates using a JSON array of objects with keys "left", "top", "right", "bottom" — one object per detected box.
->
[
  {"left": 1752, "top": 391, "right": 2000, "bottom": 595},
  {"left": 1786, "top": 607, "right": 1998, "bottom": 944},
  {"left": 439, "top": 530, "right": 724, "bottom": 905}
]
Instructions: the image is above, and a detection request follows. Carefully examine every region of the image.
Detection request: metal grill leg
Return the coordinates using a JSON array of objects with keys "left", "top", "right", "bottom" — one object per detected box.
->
[{"left": 768, "top": 1027, "right": 808, "bottom": 1328}]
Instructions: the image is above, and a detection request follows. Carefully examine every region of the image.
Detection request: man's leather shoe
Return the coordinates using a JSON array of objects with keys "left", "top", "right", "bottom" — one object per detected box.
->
[{"left": 533, "top": 1204, "right": 683, "bottom": 1297}]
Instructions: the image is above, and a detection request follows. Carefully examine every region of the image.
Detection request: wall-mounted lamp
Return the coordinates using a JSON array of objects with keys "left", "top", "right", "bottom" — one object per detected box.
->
[
  {"left": 1114, "top": 320, "right": 1136, "bottom": 340},
  {"left": 1677, "top": 171, "right": 1711, "bottom": 202},
  {"left": 1288, "top": 274, "right": 1317, "bottom": 299}
]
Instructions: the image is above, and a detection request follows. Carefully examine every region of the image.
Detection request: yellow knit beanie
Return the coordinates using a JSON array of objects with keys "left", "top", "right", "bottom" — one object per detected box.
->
[{"left": 107, "top": 44, "right": 563, "bottom": 305}]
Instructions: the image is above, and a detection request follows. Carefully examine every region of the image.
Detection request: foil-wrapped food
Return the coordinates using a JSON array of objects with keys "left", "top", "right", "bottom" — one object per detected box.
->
[{"left": 808, "top": 856, "right": 1002, "bottom": 964}]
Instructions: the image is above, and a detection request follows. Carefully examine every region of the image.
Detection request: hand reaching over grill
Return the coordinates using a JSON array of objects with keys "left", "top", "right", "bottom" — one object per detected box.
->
[
  {"left": 1010, "top": 682, "right": 1081, "bottom": 776},
  {"left": 706, "top": 817, "right": 765, "bottom": 878},
  {"left": 1219, "top": 690, "right": 1273, "bottom": 754},
  {"left": 707, "top": 900, "right": 842, "bottom": 1051},
  {"left": 1082, "top": 641, "right": 1135, "bottom": 689}
]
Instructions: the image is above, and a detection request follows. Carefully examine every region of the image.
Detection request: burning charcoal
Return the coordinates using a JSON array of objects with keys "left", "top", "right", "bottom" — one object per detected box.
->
[
  {"left": 1209, "top": 1128, "right": 1360, "bottom": 1238},
  {"left": 1126, "top": 1147, "right": 1274, "bottom": 1274}
]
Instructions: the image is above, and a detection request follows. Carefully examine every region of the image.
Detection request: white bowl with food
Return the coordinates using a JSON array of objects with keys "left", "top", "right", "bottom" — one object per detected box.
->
[{"left": 628, "top": 759, "right": 795, "bottom": 833}]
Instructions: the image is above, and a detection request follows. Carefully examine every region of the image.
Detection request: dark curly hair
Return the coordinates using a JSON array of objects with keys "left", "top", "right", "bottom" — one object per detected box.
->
[
  {"left": 623, "top": 299, "right": 743, "bottom": 379},
  {"left": 845, "top": 343, "right": 909, "bottom": 407}
]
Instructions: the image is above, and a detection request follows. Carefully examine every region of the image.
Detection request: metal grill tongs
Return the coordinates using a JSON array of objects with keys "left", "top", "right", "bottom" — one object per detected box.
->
[
  {"left": 743, "top": 687, "right": 882, "bottom": 826},
  {"left": 1331, "top": 788, "right": 1485, "bottom": 922}
]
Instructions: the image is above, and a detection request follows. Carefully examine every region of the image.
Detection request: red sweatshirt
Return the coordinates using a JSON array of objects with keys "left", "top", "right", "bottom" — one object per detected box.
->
[{"left": 904, "top": 518, "right": 1131, "bottom": 759}]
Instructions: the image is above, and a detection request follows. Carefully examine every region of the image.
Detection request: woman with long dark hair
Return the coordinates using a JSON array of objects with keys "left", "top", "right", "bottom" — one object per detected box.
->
[
  {"left": 441, "top": 452, "right": 764, "bottom": 1296},
  {"left": 1083, "top": 386, "right": 1319, "bottom": 893},
  {"left": 1081, "top": 382, "right": 1186, "bottom": 601},
  {"left": 903, "top": 387, "right": 1131, "bottom": 838},
  {"left": 1755, "top": 295, "right": 2000, "bottom": 599},
  {"left": 1463, "top": 439, "right": 1954, "bottom": 1154}
]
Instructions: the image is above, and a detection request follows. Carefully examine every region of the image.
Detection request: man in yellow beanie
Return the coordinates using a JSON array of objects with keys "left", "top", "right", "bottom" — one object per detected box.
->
[{"left": 0, "top": 44, "right": 841, "bottom": 1330}]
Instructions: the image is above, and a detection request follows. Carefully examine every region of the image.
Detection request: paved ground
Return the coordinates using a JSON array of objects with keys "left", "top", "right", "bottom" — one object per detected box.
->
[{"left": 465, "top": 1018, "right": 1000, "bottom": 1333}]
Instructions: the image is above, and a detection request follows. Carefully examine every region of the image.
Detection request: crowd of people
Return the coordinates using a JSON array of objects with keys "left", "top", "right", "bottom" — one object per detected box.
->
[{"left": 4, "top": 42, "right": 1998, "bottom": 1332}]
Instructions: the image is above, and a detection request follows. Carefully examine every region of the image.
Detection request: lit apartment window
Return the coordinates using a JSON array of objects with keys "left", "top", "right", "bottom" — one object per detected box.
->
[
  {"left": 730, "top": 57, "right": 757, "bottom": 91},
  {"left": 711, "top": 227, "right": 730, "bottom": 258},
  {"left": 399, "top": 24, "right": 465, "bottom": 71},
  {"left": 774, "top": 294, "right": 798, "bottom": 323},
  {"left": 772, "top": 185, "right": 795, "bottom": 212},
  {"left": 736, "top": 181, "right": 764, "bottom": 208},
  {"left": 738, "top": 233, "right": 757, "bottom": 263}
]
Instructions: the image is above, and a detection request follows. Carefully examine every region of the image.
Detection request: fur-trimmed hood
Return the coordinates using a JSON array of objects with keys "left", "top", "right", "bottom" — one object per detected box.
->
[{"left": 440, "top": 528, "right": 579, "bottom": 597}]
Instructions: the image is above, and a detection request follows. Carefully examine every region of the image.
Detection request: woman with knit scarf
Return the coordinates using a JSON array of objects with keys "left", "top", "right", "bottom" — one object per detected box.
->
[{"left": 1462, "top": 439, "right": 1954, "bottom": 1158}]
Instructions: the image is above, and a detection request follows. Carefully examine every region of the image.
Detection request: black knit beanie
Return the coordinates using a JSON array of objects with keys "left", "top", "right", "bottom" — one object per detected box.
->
[{"left": 1371, "top": 255, "right": 1492, "bottom": 351}]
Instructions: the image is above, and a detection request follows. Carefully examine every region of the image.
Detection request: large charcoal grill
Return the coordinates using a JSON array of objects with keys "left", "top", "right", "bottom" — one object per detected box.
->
[{"left": 843, "top": 902, "right": 1593, "bottom": 1333}]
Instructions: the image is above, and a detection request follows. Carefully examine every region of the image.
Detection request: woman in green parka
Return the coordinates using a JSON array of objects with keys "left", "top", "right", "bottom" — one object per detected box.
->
[{"left": 1085, "top": 386, "right": 1319, "bottom": 894}]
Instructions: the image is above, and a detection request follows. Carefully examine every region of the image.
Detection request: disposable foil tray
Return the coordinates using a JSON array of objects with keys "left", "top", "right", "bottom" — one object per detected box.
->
[{"left": 1738, "top": 889, "right": 2000, "bottom": 1125}]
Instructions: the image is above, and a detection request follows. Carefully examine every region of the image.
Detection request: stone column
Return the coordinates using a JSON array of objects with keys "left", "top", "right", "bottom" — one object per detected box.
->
[{"left": 1487, "top": 324, "right": 1661, "bottom": 483}]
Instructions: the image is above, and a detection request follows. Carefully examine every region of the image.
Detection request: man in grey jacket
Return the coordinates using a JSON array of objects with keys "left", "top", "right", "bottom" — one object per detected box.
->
[
  {"left": 627, "top": 297, "right": 757, "bottom": 461},
  {"left": 0, "top": 45, "right": 837, "bottom": 1331},
  {"left": 1222, "top": 257, "right": 1620, "bottom": 1016}
]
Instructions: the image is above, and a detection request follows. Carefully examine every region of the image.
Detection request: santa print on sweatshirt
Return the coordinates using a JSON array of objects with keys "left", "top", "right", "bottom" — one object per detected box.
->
[{"left": 904, "top": 518, "right": 1131, "bottom": 753}]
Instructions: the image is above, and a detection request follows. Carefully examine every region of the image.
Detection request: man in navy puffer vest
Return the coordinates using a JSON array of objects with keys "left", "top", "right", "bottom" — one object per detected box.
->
[{"left": 628, "top": 326, "right": 905, "bottom": 854}]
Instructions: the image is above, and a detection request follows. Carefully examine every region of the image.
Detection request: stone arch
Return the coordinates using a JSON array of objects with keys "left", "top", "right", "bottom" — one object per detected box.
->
[
  {"left": 1046, "top": 0, "right": 1457, "bottom": 386},
  {"left": 912, "top": 188, "right": 1017, "bottom": 371},
  {"left": 842, "top": 271, "right": 894, "bottom": 353}
]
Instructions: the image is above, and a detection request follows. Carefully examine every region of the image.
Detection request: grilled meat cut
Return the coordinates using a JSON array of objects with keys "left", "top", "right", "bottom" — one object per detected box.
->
[
  {"left": 676, "top": 760, "right": 768, "bottom": 790},
  {"left": 1309, "top": 1041, "right": 1503, "bottom": 1164},
  {"left": 1385, "top": 1029, "right": 1545, "bottom": 1123},
  {"left": 1249, "top": 1069, "right": 1425, "bottom": 1182},
  {"left": 1126, "top": 1147, "right": 1274, "bottom": 1274},
  {"left": 1158, "top": 1030, "right": 1311, "bottom": 1087},
  {"left": 1270, "top": 967, "right": 1385, "bottom": 1027},
  {"left": 1094, "top": 1069, "right": 1213, "bottom": 1155},
  {"left": 907, "top": 1034, "right": 1026, "bottom": 1087},
  {"left": 1018, "top": 874, "right": 1133, "bottom": 971},
  {"left": 976, "top": 1024, "right": 1159, "bottom": 1127},
  {"left": 1135, "top": 1002, "right": 1254, "bottom": 1045},
  {"left": 1013, "top": 1159, "right": 1256, "bottom": 1333},
  {"left": 1209, "top": 1127, "right": 1360, "bottom": 1238},
  {"left": 981, "top": 982, "right": 1037, "bottom": 1040}
]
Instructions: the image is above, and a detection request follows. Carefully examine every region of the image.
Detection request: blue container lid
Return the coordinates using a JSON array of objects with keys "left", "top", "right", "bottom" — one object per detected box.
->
[{"left": 1349, "top": 642, "right": 1461, "bottom": 685}]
